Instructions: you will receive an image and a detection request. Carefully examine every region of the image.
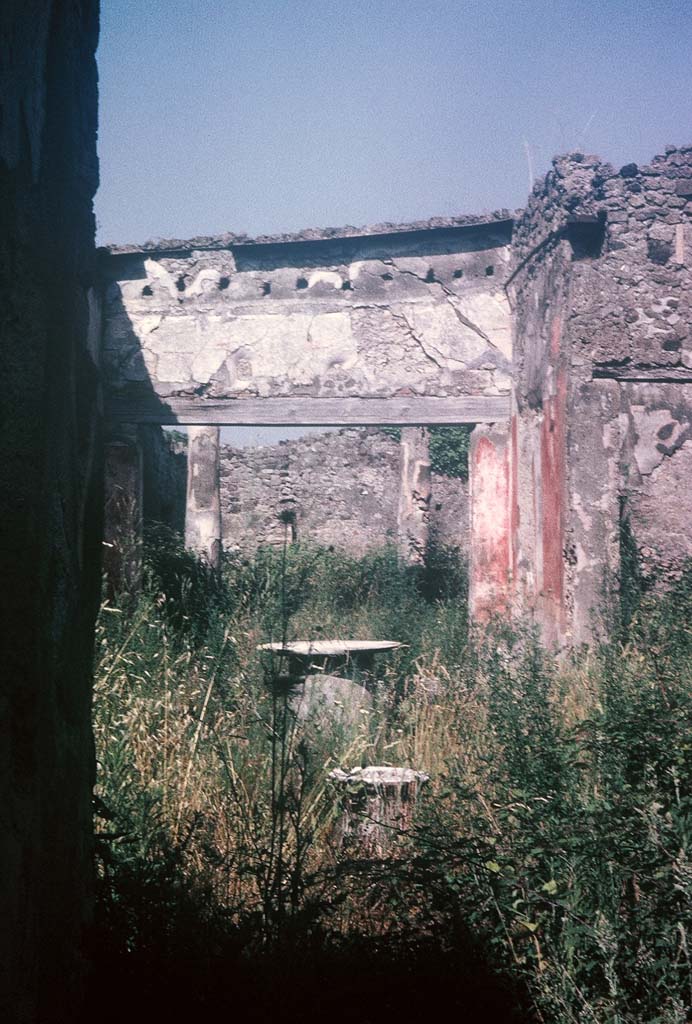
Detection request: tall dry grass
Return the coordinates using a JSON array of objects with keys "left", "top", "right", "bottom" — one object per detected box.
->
[{"left": 93, "top": 532, "right": 692, "bottom": 1022}]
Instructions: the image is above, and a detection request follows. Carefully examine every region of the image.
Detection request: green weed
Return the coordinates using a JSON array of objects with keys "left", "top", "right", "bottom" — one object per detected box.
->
[{"left": 92, "top": 538, "right": 692, "bottom": 1022}]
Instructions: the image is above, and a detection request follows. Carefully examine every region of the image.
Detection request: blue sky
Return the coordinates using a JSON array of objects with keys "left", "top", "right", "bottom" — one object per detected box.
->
[{"left": 96, "top": 0, "right": 691, "bottom": 247}]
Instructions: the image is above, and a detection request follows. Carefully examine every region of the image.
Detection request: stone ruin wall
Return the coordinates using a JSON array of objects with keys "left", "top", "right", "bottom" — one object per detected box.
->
[
  {"left": 4, "top": 5, "right": 691, "bottom": 1018},
  {"left": 119, "top": 143, "right": 692, "bottom": 647},
  {"left": 101, "top": 216, "right": 514, "bottom": 422},
  {"left": 1, "top": 3, "right": 101, "bottom": 1020},
  {"left": 217, "top": 428, "right": 468, "bottom": 555},
  {"left": 509, "top": 145, "right": 692, "bottom": 644}
]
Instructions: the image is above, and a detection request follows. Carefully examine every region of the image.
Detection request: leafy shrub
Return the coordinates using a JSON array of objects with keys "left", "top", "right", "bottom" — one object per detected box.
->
[
  {"left": 428, "top": 425, "right": 472, "bottom": 479},
  {"left": 407, "top": 573, "right": 692, "bottom": 1023},
  {"left": 379, "top": 425, "right": 472, "bottom": 479},
  {"left": 143, "top": 523, "right": 235, "bottom": 642}
]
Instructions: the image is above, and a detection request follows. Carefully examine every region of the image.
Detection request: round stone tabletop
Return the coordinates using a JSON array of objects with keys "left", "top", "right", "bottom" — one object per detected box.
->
[{"left": 257, "top": 640, "right": 403, "bottom": 657}]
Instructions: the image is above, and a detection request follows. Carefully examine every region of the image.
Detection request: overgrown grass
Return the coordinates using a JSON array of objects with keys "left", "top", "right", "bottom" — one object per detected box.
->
[{"left": 92, "top": 535, "right": 692, "bottom": 1023}]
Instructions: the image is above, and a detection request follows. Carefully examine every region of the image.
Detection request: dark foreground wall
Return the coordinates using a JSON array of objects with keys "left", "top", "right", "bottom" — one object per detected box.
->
[{"left": 0, "top": 4, "right": 100, "bottom": 1020}]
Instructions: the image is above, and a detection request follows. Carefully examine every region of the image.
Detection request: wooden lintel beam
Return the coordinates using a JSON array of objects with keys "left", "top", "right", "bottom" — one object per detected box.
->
[{"left": 106, "top": 393, "right": 511, "bottom": 427}]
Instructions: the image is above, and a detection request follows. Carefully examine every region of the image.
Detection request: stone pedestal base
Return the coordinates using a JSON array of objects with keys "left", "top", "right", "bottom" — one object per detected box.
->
[{"left": 329, "top": 766, "right": 429, "bottom": 858}]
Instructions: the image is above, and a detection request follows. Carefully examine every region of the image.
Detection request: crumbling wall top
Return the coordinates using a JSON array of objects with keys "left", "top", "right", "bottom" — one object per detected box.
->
[
  {"left": 511, "top": 143, "right": 692, "bottom": 375},
  {"left": 513, "top": 143, "right": 692, "bottom": 261},
  {"left": 102, "top": 210, "right": 516, "bottom": 257}
]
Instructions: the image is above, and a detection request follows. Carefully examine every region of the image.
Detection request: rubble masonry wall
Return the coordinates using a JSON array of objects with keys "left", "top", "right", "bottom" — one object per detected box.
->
[
  {"left": 510, "top": 146, "right": 692, "bottom": 645},
  {"left": 217, "top": 428, "right": 469, "bottom": 556}
]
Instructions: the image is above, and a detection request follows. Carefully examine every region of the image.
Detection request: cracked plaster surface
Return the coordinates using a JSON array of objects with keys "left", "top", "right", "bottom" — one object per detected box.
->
[{"left": 104, "top": 241, "right": 513, "bottom": 399}]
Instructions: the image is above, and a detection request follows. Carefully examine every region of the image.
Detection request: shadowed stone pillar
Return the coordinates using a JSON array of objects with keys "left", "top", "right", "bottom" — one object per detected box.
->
[
  {"left": 104, "top": 431, "right": 143, "bottom": 597},
  {"left": 186, "top": 426, "right": 222, "bottom": 568},
  {"left": 469, "top": 422, "right": 512, "bottom": 621},
  {"left": 397, "top": 426, "right": 431, "bottom": 563}
]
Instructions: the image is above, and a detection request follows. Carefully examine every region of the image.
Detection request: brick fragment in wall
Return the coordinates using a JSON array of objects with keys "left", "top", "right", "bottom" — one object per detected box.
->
[
  {"left": 620, "top": 383, "right": 692, "bottom": 581},
  {"left": 629, "top": 440, "right": 692, "bottom": 581}
]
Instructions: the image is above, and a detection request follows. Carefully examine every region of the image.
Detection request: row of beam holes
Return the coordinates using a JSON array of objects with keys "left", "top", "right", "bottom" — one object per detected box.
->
[
  {"left": 140, "top": 264, "right": 495, "bottom": 299},
  {"left": 378, "top": 266, "right": 494, "bottom": 284},
  {"left": 449, "top": 266, "right": 495, "bottom": 278},
  {"left": 290, "top": 268, "right": 496, "bottom": 286},
  {"left": 140, "top": 275, "right": 188, "bottom": 297},
  {"left": 293, "top": 266, "right": 491, "bottom": 290},
  {"left": 141, "top": 277, "right": 294, "bottom": 297},
  {"left": 141, "top": 275, "right": 232, "bottom": 297}
]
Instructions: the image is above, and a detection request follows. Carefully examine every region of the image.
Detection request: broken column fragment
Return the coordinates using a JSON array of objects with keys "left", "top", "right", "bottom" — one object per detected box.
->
[
  {"left": 397, "top": 426, "right": 432, "bottom": 563},
  {"left": 185, "top": 426, "right": 222, "bottom": 568},
  {"left": 329, "top": 766, "right": 430, "bottom": 858}
]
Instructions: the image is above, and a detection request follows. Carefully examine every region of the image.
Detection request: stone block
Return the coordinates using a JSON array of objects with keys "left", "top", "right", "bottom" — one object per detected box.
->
[{"left": 674, "top": 179, "right": 692, "bottom": 197}]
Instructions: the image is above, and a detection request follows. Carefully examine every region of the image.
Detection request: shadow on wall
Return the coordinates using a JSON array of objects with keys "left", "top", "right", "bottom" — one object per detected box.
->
[
  {"left": 231, "top": 222, "right": 513, "bottom": 271},
  {"left": 99, "top": 253, "right": 181, "bottom": 430},
  {"left": 139, "top": 425, "right": 187, "bottom": 535}
]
